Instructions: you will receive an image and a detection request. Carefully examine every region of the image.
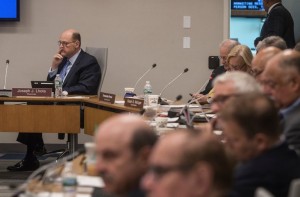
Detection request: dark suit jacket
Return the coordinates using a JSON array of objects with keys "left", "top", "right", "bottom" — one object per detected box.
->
[
  {"left": 17, "top": 50, "right": 101, "bottom": 146},
  {"left": 230, "top": 142, "right": 300, "bottom": 197},
  {"left": 47, "top": 50, "right": 101, "bottom": 95},
  {"left": 255, "top": 3, "right": 295, "bottom": 48},
  {"left": 200, "top": 65, "right": 226, "bottom": 95},
  {"left": 282, "top": 100, "right": 300, "bottom": 154}
]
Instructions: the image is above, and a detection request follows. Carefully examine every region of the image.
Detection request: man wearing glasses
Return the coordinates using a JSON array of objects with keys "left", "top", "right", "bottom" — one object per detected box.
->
[
  {"left": 261, "top": 49, "right": 300, "bottom": 154},
  {"left": 142, "top": 129, "right": 233, "bottom": 197},
  {"left": 210, "top": 71, "right": 261, "bottom": 113},
  {"left": 7, "top": 29, "right": 101, "bottom": 171},
  {"left": 219, "top": 93, "right": 300, "bottom": 197},
  {"left": 192, "top": 39, "right": 239, "bottom": 102}
]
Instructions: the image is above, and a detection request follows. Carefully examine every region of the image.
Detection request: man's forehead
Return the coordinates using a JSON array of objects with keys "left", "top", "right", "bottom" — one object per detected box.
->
[
  {"left": 151, "top": 133, "right": 186, "bottom": 163},
  {"left": 214, "top": 81, "right": 236, "bottom": 95}
]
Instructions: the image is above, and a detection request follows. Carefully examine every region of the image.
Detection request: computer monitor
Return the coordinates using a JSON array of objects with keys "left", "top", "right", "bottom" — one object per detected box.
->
[{"left": 31, "top": 81, "right": 55, "bottom": 92}]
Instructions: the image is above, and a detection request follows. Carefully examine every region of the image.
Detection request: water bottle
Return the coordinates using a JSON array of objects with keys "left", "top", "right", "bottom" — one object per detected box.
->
[
  {"left": 143, "top": 81, "right": 152, "bottom": 106},
  {"left": 54, "top": 74, "right": 63, "bottom": 97},
  {"left": 62, "top": 162, "right": 77, "bottom": 197}
]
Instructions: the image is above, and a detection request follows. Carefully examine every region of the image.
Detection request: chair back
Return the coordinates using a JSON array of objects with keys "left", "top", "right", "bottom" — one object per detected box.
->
[
  {"left": 289, "top": 179, "right": 300, "bottom": 197},
  {"left": 85, "top": 47, "right": 108, "bottom": 93},
  {"left": 255, "top": 187, "right": 274, "bottom": 197}
]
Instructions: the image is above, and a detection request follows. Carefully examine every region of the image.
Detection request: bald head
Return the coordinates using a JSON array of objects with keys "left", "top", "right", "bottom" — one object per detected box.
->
[
  {"left": 95, "top": 114, "right": 157, "bottom": 196},
  {"left": 251, "top": 47, "right": 282, "bottom": 80},
  {"left": 62, "top": 29, "right": 81, "bottom": 45},
  {"left": 261, "top": 50, "right": 300, "bottom": 108}
]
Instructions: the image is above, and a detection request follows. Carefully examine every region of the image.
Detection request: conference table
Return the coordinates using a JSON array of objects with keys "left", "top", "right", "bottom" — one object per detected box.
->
[{"left": 0, "top": 96, "right": 141, "bottom": 154}]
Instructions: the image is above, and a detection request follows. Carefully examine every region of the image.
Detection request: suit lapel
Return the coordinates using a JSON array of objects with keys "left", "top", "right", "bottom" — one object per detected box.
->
[{"left": 63, "top": 50, "right": 84, "bottom": 86}]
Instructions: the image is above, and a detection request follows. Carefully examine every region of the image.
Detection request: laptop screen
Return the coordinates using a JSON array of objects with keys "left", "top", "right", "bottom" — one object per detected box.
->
[{"left": 31, "top": 81, "right": 55, "bottom": 92}]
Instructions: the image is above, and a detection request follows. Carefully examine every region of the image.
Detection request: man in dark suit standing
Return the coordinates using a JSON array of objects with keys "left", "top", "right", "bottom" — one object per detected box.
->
[
  {"left": 254, "top": 0, "right": 295, "bottom": 48},
  {"left": 7, "top": 29, "right": 101, "bottom": 171}
]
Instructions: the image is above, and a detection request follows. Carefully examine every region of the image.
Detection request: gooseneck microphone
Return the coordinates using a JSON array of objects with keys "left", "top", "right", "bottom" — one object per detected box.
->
[
  {"left": 4, "top": 60, "right": 10, "bottom": 89},
  {"left": 159, "top": 68, "right": 189, "bottom": 98},
  {"left": 133, "top": 63, "right": 157, "bottom": 91}
]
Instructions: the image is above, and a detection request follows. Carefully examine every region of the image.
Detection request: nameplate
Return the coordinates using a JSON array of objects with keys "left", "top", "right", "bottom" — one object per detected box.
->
[
  {"left": 124, "top": 98, "right": 144, "bottom": 109},
  {"left": 12, "top": 88, "right": 52, "bottom": 97},
  {"left": 99, "top": 92, "right": 116, "bottom": 104}
]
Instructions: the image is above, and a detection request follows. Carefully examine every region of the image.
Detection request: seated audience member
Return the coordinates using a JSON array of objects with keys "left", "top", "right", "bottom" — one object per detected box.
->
[
  {"left": 219, "top": 93, "right": 300, "bottom": 197},
  {"left": 142, "top": 129, "right": 234, "bottom": 197},
  {"left": 261, "top": 50, "right": 300, "bottom": 153},
  {"left": 227, "top": 45, "right": 253, "bottom": 74},
  {"left": 256, "top": 36, "right": 287, "bottom": 53},
  {"left": 7, "top": 29, "right": 101, "bottom": 172},
  {"left": 251, "top": 46, "right": 282, "bottom": 81},
  {"left": 294, "top": 42, "right": 300, "bottom": 52},
  {"left": 195, "top": 45, "right": 253, "bottom": 104},
  {"left": 199, "top": 39, "right": 240, "bottom": 95},
  {"left": 211, "top": 71, "right": 261, "bottom": 113},
  {"left": 95, "top": 114, "right": 157, "bottom": 197}
]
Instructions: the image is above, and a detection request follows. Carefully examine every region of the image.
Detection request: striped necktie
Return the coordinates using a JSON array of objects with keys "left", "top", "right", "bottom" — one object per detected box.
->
[{"left": 60, "top": 60, "right": 71, "bottom": 81}]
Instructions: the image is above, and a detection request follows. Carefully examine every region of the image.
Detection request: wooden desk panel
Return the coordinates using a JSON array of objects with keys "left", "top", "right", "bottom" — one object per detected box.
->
[
  {"left": 84, "top": 106, "right": 116, "bottom": 135},
  {"left": 0, "top": 105, "right": 80, "bottom": 133}
]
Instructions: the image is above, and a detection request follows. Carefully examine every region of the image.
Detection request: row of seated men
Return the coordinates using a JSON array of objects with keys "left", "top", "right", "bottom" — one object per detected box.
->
[
  {"left": 90, "top": 38, "right": 300, "bottom": 196},
  {"left": 7, "top": 26, "right": 300, "bottom": 196}
]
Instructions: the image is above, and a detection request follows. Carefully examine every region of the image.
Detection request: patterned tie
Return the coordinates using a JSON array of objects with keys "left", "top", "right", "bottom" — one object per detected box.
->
[{"left": 60, "top": 60, "right": 71, "bottom": 82}]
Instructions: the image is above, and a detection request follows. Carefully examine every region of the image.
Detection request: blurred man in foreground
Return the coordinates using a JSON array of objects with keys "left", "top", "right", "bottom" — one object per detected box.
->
[
  {"left": 219, "top": 93, "right": 300, "bottom": 197},
  {"left": 211, "top": 71, "right": 261, "bottom": 113},
  {"left": 95, "top": 114, "right": 157, "bottom": 197},
  {"left": 142, "top": 129, "right": 234, "bottom": 197},
  {"left": 261, "top": 49, "right": 300, "bottom": 153}
]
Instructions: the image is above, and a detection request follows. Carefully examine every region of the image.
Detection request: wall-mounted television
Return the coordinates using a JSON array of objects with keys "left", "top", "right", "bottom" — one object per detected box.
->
[
  {"left": 0, "top": 0, "right": 20, "bottom": 21},
  {"left": 231, "top": 0, "right": 267, "bottom": 18}
]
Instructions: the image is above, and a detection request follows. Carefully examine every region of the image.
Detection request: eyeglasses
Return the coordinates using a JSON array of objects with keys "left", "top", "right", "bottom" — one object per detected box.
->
[
  {"left": 211, "top": 95, "right": 234, "bottom": 104},
  {"left": 58, "top": 41, "right": 75, "bottom": 47},
  {"left": 146, "top": 164, "right": 192, "bottom": 179},
  {"left": 219, "top": 56, "right": 227, "bottom": 61},
  {"left": 252, "top": 69, "right": 263, "bottom": 78}
]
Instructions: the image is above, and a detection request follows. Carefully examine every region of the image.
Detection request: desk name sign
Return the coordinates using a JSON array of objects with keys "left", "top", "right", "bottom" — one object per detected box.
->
[
  {"left": 99, "top": 92, "right": 116, "bottom": 104},
  {"left": 124, "top": 97, "right": 144, "bottom": 109},
  {"left": 12, "top": 88, "right": 52, "bottom": 97}
]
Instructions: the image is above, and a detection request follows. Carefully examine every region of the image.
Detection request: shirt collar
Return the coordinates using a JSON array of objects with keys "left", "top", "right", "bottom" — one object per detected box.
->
[
  {"left": 68, "top": 49, "right": 81, "bottom": 65},
  {"left": 280, "top": 97, "right": 300, "bottom": 118},
  {"left": 268, "top": 2, "right": 281, "bottom": 14}
]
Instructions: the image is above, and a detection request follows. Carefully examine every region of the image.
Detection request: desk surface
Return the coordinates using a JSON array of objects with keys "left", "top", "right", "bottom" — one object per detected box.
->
[{"left": 0, "top": 96, "right": 141, "bottom": 135}]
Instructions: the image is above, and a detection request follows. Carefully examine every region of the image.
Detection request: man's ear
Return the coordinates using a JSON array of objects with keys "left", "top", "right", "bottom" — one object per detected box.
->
[
  {"left": 193, "top": 162, "right": 213, "bottom": 196},
  {"left": 136, "top": 146, "right": 152, "bottom": 166},
  {"left": 253, "top": 133, "right": 269, "bottom": 152},
  {"left": 289, "top": 75, "right": 300, "bottom": 92}
]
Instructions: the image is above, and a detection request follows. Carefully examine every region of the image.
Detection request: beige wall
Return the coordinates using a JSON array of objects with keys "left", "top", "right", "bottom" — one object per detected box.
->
[{"left": 0, "top": 0, "right": 227, "bottom": 144}]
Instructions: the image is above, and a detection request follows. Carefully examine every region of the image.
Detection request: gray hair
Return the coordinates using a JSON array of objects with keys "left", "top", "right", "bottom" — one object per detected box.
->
[
  {"left": 219, "top": 39, "right": 240, "bottom": 51},
  {"left": 256, "top": 36, "right": 287, "bottom": 52},
  {"left": 213, "top": 71, "right": 261, "bottom": 94}
]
